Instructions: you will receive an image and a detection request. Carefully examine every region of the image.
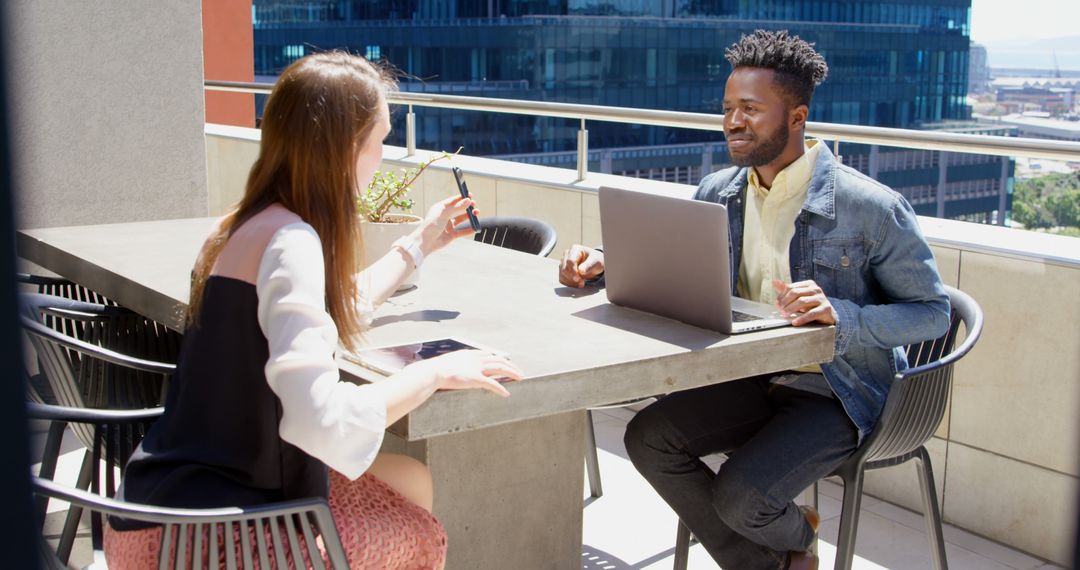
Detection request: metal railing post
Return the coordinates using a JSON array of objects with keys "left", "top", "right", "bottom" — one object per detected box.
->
[
  {"left": 406, "top": 105, "right": 416, "bottom": 157},
  {"left": 577, "top": 118, "right": 588, "bottom": 181}
]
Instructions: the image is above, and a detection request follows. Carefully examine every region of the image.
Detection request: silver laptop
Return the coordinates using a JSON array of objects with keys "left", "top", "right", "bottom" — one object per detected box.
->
[{"left": 598, "top": 186, "right": 791, "bottom": 334}]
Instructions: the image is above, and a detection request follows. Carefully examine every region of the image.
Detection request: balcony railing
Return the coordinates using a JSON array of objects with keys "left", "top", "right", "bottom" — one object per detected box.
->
[{"left": 205, "top": 80, "right": 1080, "bottom": 182}]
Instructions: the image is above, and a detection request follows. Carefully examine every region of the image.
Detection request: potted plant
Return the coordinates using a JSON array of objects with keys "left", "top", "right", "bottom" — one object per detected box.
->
[{"left": 358, "top": 148, "right": 460, "bottom": 289}]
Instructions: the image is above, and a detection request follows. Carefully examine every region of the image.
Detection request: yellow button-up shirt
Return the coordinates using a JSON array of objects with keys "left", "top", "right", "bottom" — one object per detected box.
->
[
  {"left": 737, "top": 139, "right": 822, "bottom": 304},
  {"left": 738, "top": 140, "right": 823, "bottom": 374}
]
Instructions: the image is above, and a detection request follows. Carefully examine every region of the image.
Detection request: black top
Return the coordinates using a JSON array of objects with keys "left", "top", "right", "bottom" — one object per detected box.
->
[{"left": 114, "top": 276, "right": 327, "bottom": 529}]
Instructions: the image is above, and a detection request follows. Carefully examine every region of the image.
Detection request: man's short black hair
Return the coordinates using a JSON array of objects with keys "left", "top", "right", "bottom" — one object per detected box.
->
[{"left": 725, "top": 30, "right": 828, "bottom": 107}]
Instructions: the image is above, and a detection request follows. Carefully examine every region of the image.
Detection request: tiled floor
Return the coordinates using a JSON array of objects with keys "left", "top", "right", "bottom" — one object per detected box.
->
[
  {"left": 34, "top": 412, "right": 1065, "bottom": 569},
  {"left": 582, "top": 406, "right": 1064, "bottom": 570}
]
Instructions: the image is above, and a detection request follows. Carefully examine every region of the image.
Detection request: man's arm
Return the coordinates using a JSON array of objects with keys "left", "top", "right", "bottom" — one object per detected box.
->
[
  {"left": 828, "top": 198, "right": 951, "bottom": 356},
  {"left": 772, "top": 197, "right": 949, "bottom": 356}
]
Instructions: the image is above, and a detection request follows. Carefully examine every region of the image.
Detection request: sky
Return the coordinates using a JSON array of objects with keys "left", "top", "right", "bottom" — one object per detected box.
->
[{"left": 970, "top": 0, "right": 1080, "bottom": 44}]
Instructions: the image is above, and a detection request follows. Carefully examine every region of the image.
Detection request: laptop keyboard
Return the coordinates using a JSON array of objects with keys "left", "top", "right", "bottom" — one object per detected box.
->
[{"left": 732, "top": 310, "right": 762, "bottom": 322}]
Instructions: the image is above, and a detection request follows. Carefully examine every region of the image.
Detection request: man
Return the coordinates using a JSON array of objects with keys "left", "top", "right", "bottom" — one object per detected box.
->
[{"left": 559, "top": 30, "right": 950, "bottom": 570}]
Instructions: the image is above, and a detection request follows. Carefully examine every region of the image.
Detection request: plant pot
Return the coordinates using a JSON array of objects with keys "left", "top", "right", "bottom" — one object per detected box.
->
[{"left": 360, "top": 214, "right": 423, "bottom": 291}]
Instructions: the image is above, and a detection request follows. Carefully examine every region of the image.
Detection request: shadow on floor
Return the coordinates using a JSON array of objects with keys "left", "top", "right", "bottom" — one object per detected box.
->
[{"left": 582, "top": 544, "right": 678, "bottom": 569}]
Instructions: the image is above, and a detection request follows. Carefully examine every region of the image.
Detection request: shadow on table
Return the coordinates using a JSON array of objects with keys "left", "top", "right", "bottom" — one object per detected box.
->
[
  {"left": 554, "top": 285, "right": 602, "bottom": 298},
  {"left": 571, "top": 304, "right": 724, "bottom": 351},
  {"left": 370, "top": 309, "right": 460, "bottom": 328},
  {"left": 582, "top": 544, "right": 678, "bottom": 569}
]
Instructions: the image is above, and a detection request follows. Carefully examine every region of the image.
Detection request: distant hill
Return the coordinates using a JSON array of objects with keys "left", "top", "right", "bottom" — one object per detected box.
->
[{"left": 980, "top": 34, "right": 1080, "bottom": 71}]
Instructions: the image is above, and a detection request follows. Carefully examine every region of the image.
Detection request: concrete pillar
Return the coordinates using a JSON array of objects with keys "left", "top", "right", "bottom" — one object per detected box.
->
[
  {"left": 8, "top": 1, "right": 208, "bottom": 230},
  {"left": 381, "top": 411, "right": 586, "bottom": 569}
]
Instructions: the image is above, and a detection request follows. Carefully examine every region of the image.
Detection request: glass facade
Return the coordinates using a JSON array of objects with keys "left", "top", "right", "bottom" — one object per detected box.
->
[
  {"left": 253, "top": 0, "right": 970, "bottom": 30},
  {"left": 252, "top": 0, "right": 1010, "bottom": 222}
]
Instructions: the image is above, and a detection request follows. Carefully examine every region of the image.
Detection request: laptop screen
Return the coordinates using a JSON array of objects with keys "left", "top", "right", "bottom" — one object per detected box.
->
[{"left": 598, "top": 186, "right": 735, "bottom": 333}]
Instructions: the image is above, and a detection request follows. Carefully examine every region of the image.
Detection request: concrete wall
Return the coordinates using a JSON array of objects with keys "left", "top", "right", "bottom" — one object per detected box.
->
[
  {"left": 205, "top": 125, "right": 260, "bottom": 216},
  {"left": 206, "top": 129, "right": 1080, "bottom": 565},
  {"left": 9, "top": 1, "right": 208, "bottom": 230},
  {"left": 204, "top": 124, "right": 693, "bottom": 232}
]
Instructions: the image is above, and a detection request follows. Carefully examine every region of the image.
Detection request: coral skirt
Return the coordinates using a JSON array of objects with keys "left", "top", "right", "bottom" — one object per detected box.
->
[{"left": 104, "top": 470, "right": 447, "bottom": 569}]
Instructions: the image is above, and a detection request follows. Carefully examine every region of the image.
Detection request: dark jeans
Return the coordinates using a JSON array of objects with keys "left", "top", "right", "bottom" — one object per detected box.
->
[{"left": 624, "top": 374, "right": 859, "bottom": 570}]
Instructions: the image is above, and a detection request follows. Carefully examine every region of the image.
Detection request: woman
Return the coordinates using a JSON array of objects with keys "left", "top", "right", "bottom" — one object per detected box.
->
[{"left": 104, "top": 51, "right": 522, "bottom": 569}]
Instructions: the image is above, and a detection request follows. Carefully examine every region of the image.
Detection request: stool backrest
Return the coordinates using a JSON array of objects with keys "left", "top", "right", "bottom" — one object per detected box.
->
[
  {"left": 857, "top": 285, "right": 984, "bottom": 465},
  {"left": 20, "top": 293, "right": 175, "bottom": 492},
  {"left": 33, "top": 476, "right": 349, "bottom": 570},
  {"left": 20, "top": 291, "right": 177, "bottom": 410},
  {"left": 469, "top": 216, "right": 557, "bottom": 257}
]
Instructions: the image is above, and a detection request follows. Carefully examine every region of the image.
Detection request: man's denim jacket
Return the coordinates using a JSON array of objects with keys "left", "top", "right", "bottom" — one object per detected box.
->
[{"left": 693, "top": 143, "right": 950, "bottom": 440}]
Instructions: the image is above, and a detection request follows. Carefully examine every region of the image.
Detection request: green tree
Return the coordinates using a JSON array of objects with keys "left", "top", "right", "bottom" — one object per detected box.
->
[
  {"left": 1011, "top": 180, "right": 1048, "bottom": 228},
  {"left": 1046, "top": 189, "right": 1080, "bottom": 228},
  {"left": 1011, "top": 172, "right": 1080, "bottom": 231},
  {"left": 1011, "top": 200, "right": 1039, "bottom": 228}
]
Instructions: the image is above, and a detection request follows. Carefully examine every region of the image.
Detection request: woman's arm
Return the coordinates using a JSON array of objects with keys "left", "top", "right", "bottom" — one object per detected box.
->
[
  {"left": 357, "top": 195, "right": 479, "bottom": 308},
  {"left": 364, "top": 349, "right": 523, "bottom": 425},
  {"left": 257, "top": 223, "right": 520, "bottom": 480}
]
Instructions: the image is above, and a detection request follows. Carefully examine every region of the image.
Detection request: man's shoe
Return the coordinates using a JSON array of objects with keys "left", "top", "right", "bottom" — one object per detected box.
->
[
  {"left": 785, "top": 505, "right": 822, "bottom": 569},
  {"left": 799, "top": 505, "right": 821, "bottom": 533},
  {"left": 787, "top": 550, "right": 819, "bottom": 570}
]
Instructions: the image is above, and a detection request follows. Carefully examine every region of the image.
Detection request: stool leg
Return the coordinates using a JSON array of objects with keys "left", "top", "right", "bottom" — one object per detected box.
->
[
  {"left": 833, "top": 468, "right": 864, "bottom": 570},
  {"left": 585, "top": 410, "right": 603, "bottom": 498},
  {"left": 915, "top": 447, "right": 948, "bottom": 570},
  {"left": 810, "top": 480, "right": 820, "bottom": 555},
  {"left": 57, "top": 450, "right": 93, "bottom": 564},
  {"left": 673, "top": 520, "right": 691, "bottom": 570},
  {"left": 35, "top": 421, "right": 68, "bottom": 525}
]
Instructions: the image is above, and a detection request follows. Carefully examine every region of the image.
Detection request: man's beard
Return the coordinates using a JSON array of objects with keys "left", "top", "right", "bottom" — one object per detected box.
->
[{"left": 728, "top": 121, "right": 789, "bottom": 167}]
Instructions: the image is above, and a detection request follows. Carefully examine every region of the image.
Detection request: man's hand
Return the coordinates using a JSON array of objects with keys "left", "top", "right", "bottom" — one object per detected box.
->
[
  {"left": 772, "top": 279, "right": 838, "bottom": 326},
  {"left": 559, "top": 245, "right": 605, "bottom": 288}
]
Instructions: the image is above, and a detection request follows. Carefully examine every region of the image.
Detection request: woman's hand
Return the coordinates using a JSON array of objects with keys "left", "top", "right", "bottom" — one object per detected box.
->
[
  {"left": 356, "top": 195, "right": 483, "bottom": 310},
  {"left": 404, "top": 349, "right": 524, "bottom": 398},
  {"left": 413, "top": 195, "right": 480, "bottom": 257},
  {"left": 379, "top": 349, "right": 524, "bottom": 426}
]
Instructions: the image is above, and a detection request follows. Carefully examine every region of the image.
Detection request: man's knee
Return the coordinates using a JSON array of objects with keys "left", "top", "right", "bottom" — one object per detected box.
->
[
  {"left": 623, "top": 411, "right": 651, "bottom": 466},
  {"left": 711, "top": 466, "right": 782, "bottom": 534},
  {"left": 624, "top": 403, "right": 676, "bottom": 467}
]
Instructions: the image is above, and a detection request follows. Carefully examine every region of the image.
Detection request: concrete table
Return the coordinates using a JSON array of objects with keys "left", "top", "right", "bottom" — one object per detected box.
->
[{"left": 18, "top": 218, "right": 835, "bottom": 569}]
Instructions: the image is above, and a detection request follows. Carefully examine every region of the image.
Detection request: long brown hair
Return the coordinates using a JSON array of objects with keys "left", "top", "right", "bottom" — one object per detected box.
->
[{"left": 190, "top": 51, "right": 394, "bottom": 350}]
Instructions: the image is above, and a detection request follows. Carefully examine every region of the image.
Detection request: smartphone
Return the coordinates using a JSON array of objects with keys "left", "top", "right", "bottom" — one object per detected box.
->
[{"left": 452, "top": 167, "right": 482, "bottom": 233}]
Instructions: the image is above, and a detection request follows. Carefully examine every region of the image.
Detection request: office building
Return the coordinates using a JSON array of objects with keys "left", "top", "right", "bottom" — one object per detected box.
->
[
  {"left": 252, "top": 0, "right": 1011, "bottom": 222},
  {"left": 987, "top": 113, "right": 1080, "bottom": 142},
  {"left": 993, "top": 77, "right": 1079, "bottom": 115},
  {"left": 969, "top": 42, "right": 989, "bottom": 94}
]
